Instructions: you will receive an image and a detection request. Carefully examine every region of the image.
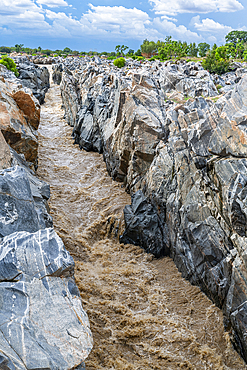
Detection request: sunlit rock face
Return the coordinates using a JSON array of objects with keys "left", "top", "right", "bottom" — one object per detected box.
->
[
  {"left": 0, "top": 65, "right": 40, "bottom": 164},
  {"left": 60, "top": 57, "right": 247, "bottom": 360}
]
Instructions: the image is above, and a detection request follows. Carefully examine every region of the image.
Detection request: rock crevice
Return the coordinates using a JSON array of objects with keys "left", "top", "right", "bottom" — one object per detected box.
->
[{"left": 59, "top": 57, "right": 247, "bottom": 361}]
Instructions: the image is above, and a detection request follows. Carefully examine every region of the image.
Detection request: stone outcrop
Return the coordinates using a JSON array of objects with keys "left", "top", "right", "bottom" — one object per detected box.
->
[
  {"left": 0, "top": 65, "right": 40, "bottom": 164},
  {"left": 0, "top": 63, "right": 93, "bottom": 369},
  {"left": 52, "top": 63, "right": 63, "bottom": 85},
  {"left": 14, "top": 57, "right": 50, "bottom": 104},
  {"left": 0, "top": 228, "right": 92, "bottom": 370},
  {"left": 59, "top": 57, "right": 247, "bottom": 361},
  {"left": 0, "top": 165, "right": 52, "bottom": 238}
]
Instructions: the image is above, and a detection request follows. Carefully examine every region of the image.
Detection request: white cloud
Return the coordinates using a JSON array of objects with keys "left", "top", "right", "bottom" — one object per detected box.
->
[
  {"left": 45, "top": 5, "right": 157, "bottom": 40},
  {"left": 0, "top": 1, "right": 239, "bottom": 44},
  {"left": 0, "top": 26, "right": 13, "bottom": 35},
  {"left": 191, "top": 16, "right": 232, "bottom": 33},
  {"left": 0, "top": 0, "right": 41, "bottom": 16},
  {"left": 149, "top": 0, "right": 244, "bottom": 16},
  {"left": 153, "top": 17, "right": 201, "bottom": 42},
  {"left": 37, "top": 0, "right": 68, "bottom": 7},
  {"left": 80, "top": 4, "right": 151, "bottom": 38}
]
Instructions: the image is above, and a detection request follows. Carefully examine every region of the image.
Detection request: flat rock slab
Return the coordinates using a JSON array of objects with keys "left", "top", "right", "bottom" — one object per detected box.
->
[{"left": 0, "top": 228, "right": 93, "bottom": 370}]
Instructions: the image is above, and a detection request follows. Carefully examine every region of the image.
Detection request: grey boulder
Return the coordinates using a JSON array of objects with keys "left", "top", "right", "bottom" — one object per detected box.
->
[{"left": 0, "top": 228, "right": 93, "bottom": 370}]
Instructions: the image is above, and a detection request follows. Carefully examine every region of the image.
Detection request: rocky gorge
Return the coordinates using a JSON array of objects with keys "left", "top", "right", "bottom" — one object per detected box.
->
[
  {"left": 57, "top": 55, "right": 247, "bottom": 364},
  {"left": 1, "top": 53, "right": 247, "bottom": 369}
]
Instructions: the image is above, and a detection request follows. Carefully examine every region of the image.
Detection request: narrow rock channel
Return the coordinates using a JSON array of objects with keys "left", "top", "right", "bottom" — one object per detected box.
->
[{"left": 37, "top": 71, "right": 247, "bottom": 369}]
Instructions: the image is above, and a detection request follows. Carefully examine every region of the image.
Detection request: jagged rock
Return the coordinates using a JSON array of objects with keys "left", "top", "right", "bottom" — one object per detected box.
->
[
  {"left": 120, "top": 190, "right": 168, "bottom": 256},
  {"left": 0, "top": 77, "right": 38, "bottom": 163},
  {"left": 59, "top": 57, "right": 247, "bottom": 362},
  {"left": 14, "top": 58, "right": 50, "bottom": 104},
  {"left": 60, "top": 72, "right": 80, "bottom": 127},
  {"left": 0, "top": 166, "right": 52, "bottom": 238},
  {"left": 0, "top": 228, "right": 93, "bottom": 370},
  {"left": 0, "top": 130, "right": 11, "bottom": 170},
  {"left": 52, "top": 63, "right": 63, "bottom": 85},
  {"left": 0, "top": 64, "right": 42, "bottom": 164}
]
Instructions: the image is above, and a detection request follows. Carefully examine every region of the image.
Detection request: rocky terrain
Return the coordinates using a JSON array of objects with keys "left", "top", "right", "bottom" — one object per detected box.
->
[
  {"left": 0, "top": 63, "right": 92, "bottom": 369},
  {"left": 59, "top": 56, "right": 247, "bottom": 361}
]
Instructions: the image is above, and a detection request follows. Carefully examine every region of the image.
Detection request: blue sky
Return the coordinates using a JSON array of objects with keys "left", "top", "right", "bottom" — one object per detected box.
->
[{"left": 0, "top": 0, "right": 246, "bottom": 52}]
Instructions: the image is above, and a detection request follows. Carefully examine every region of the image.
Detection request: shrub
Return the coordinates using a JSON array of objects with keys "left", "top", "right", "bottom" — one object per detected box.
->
[
  {"left": 0, "top": 57, "right": 19, "bottom": 77},
  {"left": 113, "top": 57, "right": 125, "bottom": 68},
  {"left": 201, "top": 49, "right": 230, "bottom": 75}
]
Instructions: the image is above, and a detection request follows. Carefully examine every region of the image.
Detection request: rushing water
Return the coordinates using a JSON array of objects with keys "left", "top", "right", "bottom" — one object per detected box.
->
[{"left": 37, "top": 71, "right": 247, "bottom": 370}]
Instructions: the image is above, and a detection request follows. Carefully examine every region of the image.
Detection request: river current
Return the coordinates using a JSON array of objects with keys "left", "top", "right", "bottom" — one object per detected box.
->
[{"left": 37, "top": 71, "right": 247, "bottom": 369}]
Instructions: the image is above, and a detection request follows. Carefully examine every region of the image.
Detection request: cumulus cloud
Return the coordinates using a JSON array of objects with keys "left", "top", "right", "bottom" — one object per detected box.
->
[
  {"left": 45, "top": 5, "right": 160, "bottom": 40},
  {"left": 191, "top": 16, "right": 232, "bottom": 33},
  {"left": 152, "top": 17, "right": 201, "bottom": 42},
  {"left": 0, "top": 1, "right": 240, "bottom": 44},
  {"left": 149, "top": 0, "right": 244, "bottom": 16},
  {"left": 0, "top": 0, "right": 41, "bottom": 16},
  {"left": 36, "top": 0, "right": 68, "bottom": 7},
  {"left": 79, "top": 4, "right": 151, "bottom": 38}
]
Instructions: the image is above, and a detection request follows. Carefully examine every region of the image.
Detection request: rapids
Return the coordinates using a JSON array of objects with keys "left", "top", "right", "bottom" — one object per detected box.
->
[{"left": 37, "top": 70, "right": 247, "bottom": 370}]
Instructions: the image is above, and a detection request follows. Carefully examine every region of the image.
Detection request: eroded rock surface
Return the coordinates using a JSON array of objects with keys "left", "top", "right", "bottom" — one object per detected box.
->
[
  {"left": 59, "top": 57, "right": 247, "bottom": 361},
  {"left": 0, "top": 228, "right": 92, "bottom": 370},
  {"left": 0, "top": 62, "right": 93, "bottom": 369},
  {"left": 0, "top": 65, "right": 40, "bottom": 164},
  {"left": 0, "top": 130, "right": 11, "bottom": 170},
  {"left": 14, "top": 57, "right": 50, "bottom": 104}
]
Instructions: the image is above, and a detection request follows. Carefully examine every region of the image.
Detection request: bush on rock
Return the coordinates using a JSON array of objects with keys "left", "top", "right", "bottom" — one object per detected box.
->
[
  {"left": 202, "top": 46, "right": 230, "bottom": 75},
  {"left": 113, "top": 57, "right": 125, "bottom": 68},
  {"left": 0, "top": 57, "right": 19, "bottom": 77}
]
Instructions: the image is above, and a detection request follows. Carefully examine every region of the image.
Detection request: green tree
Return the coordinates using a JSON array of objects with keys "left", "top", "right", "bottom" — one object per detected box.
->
[
  {"left": 225, "top": 42, "right": 236, "bottom": 59},
  {"left": 63, "top": 47, "right": 72, "bottom": 54},
  {"left": 15, "top": 44, "right": 24, "bottom": 52},
  {"left": 115, "top": 45, "right": 121, "bottom": 55},
  {"left": 225, "top": 31, "right": 247, "bottom": 46},
  {"left": 140, "top": 39, "right": 157, "bottom": 57},
  {"left": 135, "top": 49, "right": 142, "bottom": 56},
  {"left": 115, "top": 45, "right": 128, "bottom": 56},
  {"left": 0, "top": 46, "right": 11, "bottom": 53},
  {"left": 198, "top": 42, "right": 210, "bottom": 57},
  {"left": 188, "top": 42, "right": 198, "bottom": 57},
  {"left": 202, "top": 46, "right": 230, "bottom": 75}
]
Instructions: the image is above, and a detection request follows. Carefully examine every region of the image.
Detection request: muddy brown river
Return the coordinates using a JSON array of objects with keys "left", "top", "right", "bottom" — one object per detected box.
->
[{"left": 37, "top": 73, "right": 247, "bottom": 369}]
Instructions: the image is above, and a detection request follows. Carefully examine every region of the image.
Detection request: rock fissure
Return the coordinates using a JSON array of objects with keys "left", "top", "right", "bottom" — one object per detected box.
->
[{"left": 57, "top": 56, "right": 247, "bottom": 365}]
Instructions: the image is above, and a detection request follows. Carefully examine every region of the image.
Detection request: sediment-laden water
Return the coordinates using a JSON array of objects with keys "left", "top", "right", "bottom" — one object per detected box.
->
[{"left": 37, "top": 72, "right": 247, "bottom": 369}]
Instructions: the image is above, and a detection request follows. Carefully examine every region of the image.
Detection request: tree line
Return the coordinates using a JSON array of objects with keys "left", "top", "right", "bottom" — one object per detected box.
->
[{"left": 1, "top": 31, "right": 247, "bottom": 74}]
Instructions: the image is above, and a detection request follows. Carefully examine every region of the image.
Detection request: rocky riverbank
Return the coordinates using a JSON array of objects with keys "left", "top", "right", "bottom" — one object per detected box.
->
[
  {"left": 0, "top": 63, "right": 92, "bottom": 369},
  {"left": 59, "top": 56, "right": 247, "bottom": 361}
]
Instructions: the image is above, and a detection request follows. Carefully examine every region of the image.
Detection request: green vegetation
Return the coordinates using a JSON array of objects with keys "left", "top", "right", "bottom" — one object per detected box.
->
[
  {"left": 1, "top": 30, "right": 247, "bottom": 74},
  {"left": 198, "top": 43, "right": 210, "bottom": 57},
  {"left": 201, "top": 47, "right": 230, "bottom": 75},
  {"left": 141, "top": 39, "right": 157, "bottom": 57},
  {"left": 113, "top": 57, "right": 125, "bottom": 68},
  {"left": 0, "top": 56, "right": 19, "bottom": 76}
]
